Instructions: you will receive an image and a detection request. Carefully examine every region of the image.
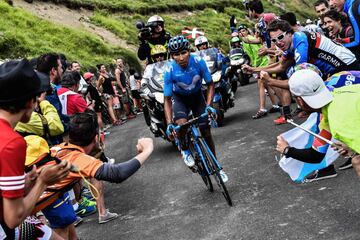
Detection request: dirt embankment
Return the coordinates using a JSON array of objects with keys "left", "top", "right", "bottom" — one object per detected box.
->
[{"left": 13, "top": 0, "right": 138, "bottom": 52}]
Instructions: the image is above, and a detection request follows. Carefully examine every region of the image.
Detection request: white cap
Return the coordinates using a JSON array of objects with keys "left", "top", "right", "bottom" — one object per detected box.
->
[
  {"left": 306, "top": 19, "right": 312, "bottom": 24},
  {"left": 289, "top": 69, "right": 333, "bottom": 109}
]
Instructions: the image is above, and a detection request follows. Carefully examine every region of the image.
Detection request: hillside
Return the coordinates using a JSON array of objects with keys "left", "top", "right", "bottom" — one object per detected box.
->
[{"left": 2, "top": 0, "right": 318, "bottom": 70}]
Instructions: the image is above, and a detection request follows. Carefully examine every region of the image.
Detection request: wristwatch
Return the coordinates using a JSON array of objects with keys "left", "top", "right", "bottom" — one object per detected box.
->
[{"left": 282, "top": 146, "right": 290, "bottom": 157}]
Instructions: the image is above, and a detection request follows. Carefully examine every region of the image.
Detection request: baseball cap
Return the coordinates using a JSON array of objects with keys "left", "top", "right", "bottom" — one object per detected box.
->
[
  {"left": 24, "top": 135, "right": 50, "bottom": 166},
  {"left": 83, "top": 72, "right": 94, "bottom": 80},
  {"left": 289, "top": 69, "right": 333, "bottom": 109},
  {"left": 0, "top": 59, "right": 43, "bottom": 103}
]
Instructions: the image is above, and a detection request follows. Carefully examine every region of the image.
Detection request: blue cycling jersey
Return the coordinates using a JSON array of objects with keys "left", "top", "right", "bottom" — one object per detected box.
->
[
  {"left": 289, "top": 31, "right": 356, "bottom": 76},
  {"left": 163, "top": 54, "right": 212, "bottom": 97}
]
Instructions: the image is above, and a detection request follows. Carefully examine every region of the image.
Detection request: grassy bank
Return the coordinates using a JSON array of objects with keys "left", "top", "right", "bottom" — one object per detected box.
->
[{"left": 0, "top": 1, "right": 141, "bottom": 71}]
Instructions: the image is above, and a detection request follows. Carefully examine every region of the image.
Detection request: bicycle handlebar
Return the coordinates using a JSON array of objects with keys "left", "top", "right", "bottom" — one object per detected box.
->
[{"left": 172, "top": 110, "right": 215, "bottom": 132}]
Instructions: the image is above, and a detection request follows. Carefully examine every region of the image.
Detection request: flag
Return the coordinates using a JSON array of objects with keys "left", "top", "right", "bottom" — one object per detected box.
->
[
  {"left": 181, "top": 27, "right": 205, "bottom": 39},
  {"left": 278, "top": 113, "right": 339, "bottom": 183}
]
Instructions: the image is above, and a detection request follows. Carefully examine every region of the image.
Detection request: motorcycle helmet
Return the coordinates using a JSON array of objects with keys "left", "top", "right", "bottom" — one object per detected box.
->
[
  {"left": 168, "top": 35, "right": 190, "bottom": 54},
  {"left": 194, "top": 36, "right": 209, "bottom": 50},
  {"left": 231, "top": 37, "right": 240, "bottom": 43},
  {"left": 150, "top": 45, "right": 168, "bottom": 62},
  {"left": 147, "top": 15, "right": 164, "bottom": 29},
  {"left": 238, "top": 24, "right": 247, "bottom": 32}
]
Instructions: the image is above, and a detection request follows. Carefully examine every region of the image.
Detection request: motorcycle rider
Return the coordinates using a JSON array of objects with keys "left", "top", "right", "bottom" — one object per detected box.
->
[
  {"left": 137, "top": 15, "right": 171, "bottom": 64},
  {"left": 164, "top": 35, "right": 228, "bottom": 182}
]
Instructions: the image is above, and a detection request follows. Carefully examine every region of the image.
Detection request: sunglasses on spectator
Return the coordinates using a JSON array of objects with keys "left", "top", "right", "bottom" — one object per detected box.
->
[{"left": 270, "top": 31, "right": 288, "bottom": 43}]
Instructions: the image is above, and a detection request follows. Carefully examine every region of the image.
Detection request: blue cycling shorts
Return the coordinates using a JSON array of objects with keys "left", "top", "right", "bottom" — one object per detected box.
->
[
  {"left": 172, "top": 92, "right": 208, "bottom": 129},
  {"left": 42, "top": 192, "right": 77, "bottom": 229}
]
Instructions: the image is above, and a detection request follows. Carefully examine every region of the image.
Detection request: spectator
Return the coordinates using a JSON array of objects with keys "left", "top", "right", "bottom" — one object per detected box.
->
[
  {"left": 280, "top": 12, "right": 308, "bottom": 32},
  {"left": 0, "top": 59, "right": 70, "bottom": 238},
  {"left": 97, "top": 64, "right": 122, "bottom": 126},
  {"left": 314, "top": 0, "right": 331, "bottom": 36},
  {"left": 329, "top": 0, "right": 360, "bottom": 59},
  {"left": 322, "top": 10, "right": 354, "bottom": 45},
  {"left": 37, "top": 53, "right": 69, "bottom": 145},
  {"left": 129, "top": 69, "right": 142, "bottom": 113},
  {"left": 28, "top": 111, "right": 153, "bottom": 237},
  {"left": 277, "top": 69, "right": 360, "bottom": 180},
  {"left": 115, "top": 58, "right": 136, "bottom": 120},
  {"left": 58, "top": 71, "right": 87, "bottom": 116}
]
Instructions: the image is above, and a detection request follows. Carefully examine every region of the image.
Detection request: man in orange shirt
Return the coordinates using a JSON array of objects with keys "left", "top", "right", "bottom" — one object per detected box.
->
[{"left": 29, "top": 111, "right": 153, "bottom": 239}]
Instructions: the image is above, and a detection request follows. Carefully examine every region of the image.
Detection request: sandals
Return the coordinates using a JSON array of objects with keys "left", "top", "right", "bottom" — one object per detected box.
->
[{"left": 252, "top": 110, "right": 267, "bottom": 119}]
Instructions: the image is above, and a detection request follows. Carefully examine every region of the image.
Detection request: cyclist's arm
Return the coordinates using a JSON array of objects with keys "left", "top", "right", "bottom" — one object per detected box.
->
[
  {"left": 164, "top": 97, "right": 173, "bottom": 124},
  {"left": 206, "top": 82, "right": 215, "bottom": 106},
  {"left": 163, "top": 69, "right": 174, "bottom": 124}
]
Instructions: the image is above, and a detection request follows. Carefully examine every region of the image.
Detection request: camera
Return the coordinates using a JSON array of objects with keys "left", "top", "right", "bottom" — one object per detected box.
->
[{"left": 136, "top": 21, "right": 152, "bottom": 40}]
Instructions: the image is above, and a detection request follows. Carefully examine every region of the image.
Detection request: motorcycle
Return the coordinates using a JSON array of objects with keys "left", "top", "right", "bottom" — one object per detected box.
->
[
  {"left": 195, "top": 48, "right": 235, "bottom": 126},
  {"left": 226, "top": 47, "right": 251, "bottom": 86},
  {"left": 140, "top": 60, "right": 174, "bottom": 144}
]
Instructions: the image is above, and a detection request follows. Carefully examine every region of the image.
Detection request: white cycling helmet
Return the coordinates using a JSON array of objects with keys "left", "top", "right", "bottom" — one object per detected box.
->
[
  {"left": 194, "top": 36, "right": 209, "bottom": 49},
  {"left": 147, "top": 15, "right": 164, "bottom": 25}
]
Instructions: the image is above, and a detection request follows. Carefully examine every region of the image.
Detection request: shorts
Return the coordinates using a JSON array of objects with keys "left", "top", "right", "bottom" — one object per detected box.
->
[
  {"left": 119, "top": 89, "right": 130, "bottom": 104},
  {"left": 103, "top": 93, "right": 113, "bottom": 101},
  {"left": 131, "top": 90, "right": 141, "bottom": 100},
  {"left": 42, "top": 192, "right": 77, "bottom": 229},
  {"left": 172, "top": 92, "right": 208, "bottom": 129}
]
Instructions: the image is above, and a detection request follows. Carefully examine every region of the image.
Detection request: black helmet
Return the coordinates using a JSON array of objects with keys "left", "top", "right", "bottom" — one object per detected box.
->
[
  {"left": 168, "top": 35, "right": 190, "bottom": 54},
  {"left": 238, "top": 24, "right": 247, "bottom": 31}
]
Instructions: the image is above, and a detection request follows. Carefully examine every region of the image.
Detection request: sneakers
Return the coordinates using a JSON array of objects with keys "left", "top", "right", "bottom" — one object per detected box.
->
[
  {"left": 274, "top": 115, "right": 287, "bottom": 125},
  {"left": 75, "top": 197, "right": 97, "bottom": 217},
  {"left": 338, "top": 158, "right": 353, "bottom": 170},
  {"left": 181, "top": 150, "right": 195, "bottom": 167},
  {"left": 304, "top": 165, "right": 337, "bottom": 183},
  {"left": 252, "top": 110, "right": 267, "bottom": 119},
  {"left": 73, "top": 216, "right": 83, "bottom": 227},
  {"left": 113, "top": 119, "right": 126, "bottom": 126},
  {"left": 99, "top": 209, "right": 118, "bottom": 224},
  {"left": 219, "top": 170, "right": 228, "bottom": 183}
]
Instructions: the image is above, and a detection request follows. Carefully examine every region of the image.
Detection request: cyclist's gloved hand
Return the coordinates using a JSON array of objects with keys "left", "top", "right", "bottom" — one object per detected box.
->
[
  {"left": 205, "top": 106, "right": 217, "bottom": 116},
  {"left": 166, "top": 123, "right": 176, "bottom": 137}
]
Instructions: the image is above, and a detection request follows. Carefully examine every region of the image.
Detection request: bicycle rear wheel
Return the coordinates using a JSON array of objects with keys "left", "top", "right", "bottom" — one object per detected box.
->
[
  {"left": 189, "top": 141, "right": 213, "bottom": 192},
  {"left": 198, "top": 138, "right": 232, "bottom": 206}
]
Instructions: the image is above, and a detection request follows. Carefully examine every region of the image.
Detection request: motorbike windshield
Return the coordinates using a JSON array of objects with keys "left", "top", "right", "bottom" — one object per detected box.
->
[
  {"left": 229, "top": 48, "right": 245, "bottom": 60},
  {"left": 195, "top": 48, "right": 218, "bottom": 74},
  {"left": 142, "top": 60, "right": 171, "bottom": 92}
]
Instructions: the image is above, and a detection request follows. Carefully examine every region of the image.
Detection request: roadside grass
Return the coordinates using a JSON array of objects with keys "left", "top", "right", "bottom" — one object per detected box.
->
[
  {"left": 0, "top": 1, "right": 141, "bottom": 71},
  {"left": 90, "top": 3, "right": 316, "bottom": 54}
]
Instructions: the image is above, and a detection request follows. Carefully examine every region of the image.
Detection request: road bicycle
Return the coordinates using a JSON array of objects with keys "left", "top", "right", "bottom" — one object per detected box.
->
[{"left": 173, "top": 111, "right": 232, "bottom": 206}]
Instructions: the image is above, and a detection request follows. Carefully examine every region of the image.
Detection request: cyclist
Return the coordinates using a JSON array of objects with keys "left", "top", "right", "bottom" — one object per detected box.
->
[
  {"left": 137, "top": 15, "right": 171, "bottom": 64},
  {"left": 163, "top": 36, "right": 228, "bottom": 182}
]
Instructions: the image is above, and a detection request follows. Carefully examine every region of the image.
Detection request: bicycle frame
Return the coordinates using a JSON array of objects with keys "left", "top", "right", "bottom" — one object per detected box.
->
[{"left": 174, "top": 112, "right": 222, "bottom": 174}]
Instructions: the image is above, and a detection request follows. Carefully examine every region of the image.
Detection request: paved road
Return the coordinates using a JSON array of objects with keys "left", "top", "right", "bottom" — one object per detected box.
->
[{"left": 77, "top": 81, "right": 360, "bottom": 240}]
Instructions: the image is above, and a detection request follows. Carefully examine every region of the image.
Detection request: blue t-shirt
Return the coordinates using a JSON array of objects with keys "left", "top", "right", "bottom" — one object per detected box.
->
[{"left": 163, "top": 54, "right": 212, "bottom": 97}]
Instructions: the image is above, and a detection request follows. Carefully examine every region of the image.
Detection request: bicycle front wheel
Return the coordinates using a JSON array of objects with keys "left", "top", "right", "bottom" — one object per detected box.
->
[
  {"left": 189, "top": 141, "right": 213, "bottom": 192},
  {"left": 198, "top": 138, "right": 233, "bottom": 206}
]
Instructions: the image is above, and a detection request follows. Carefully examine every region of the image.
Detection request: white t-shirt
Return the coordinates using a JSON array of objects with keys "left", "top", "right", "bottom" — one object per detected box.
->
[{"left": 129, "top": 75, "right": 139, "bottom": 90}]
